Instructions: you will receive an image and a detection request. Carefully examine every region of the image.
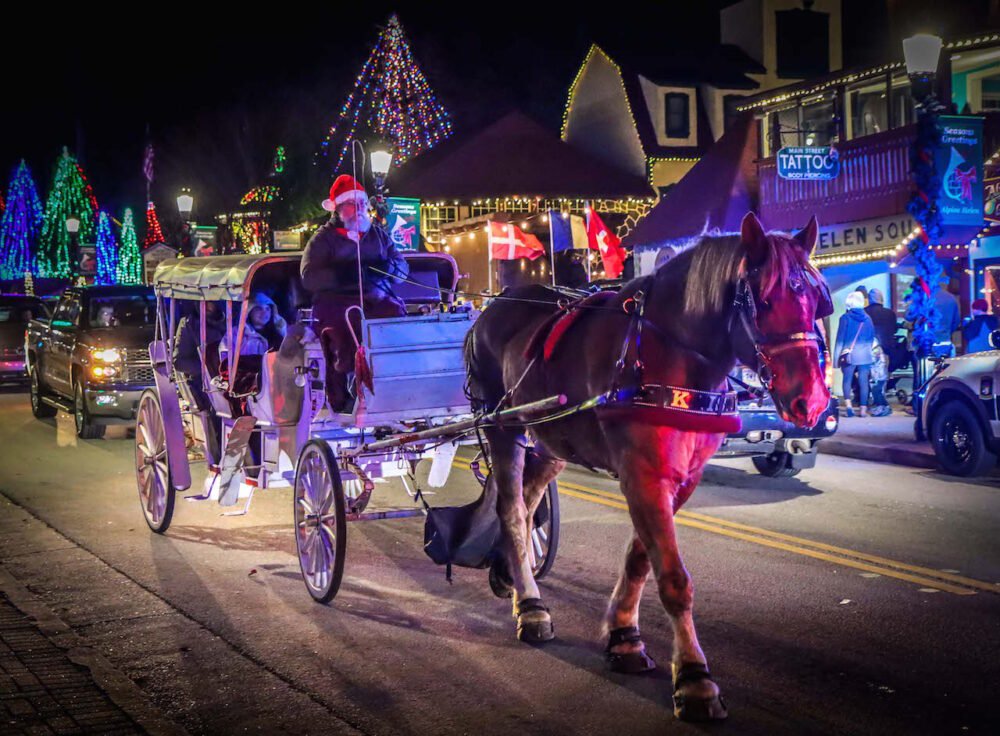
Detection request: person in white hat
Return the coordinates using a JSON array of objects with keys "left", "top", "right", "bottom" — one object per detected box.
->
[{"left": 301, "top": 174, "right": 409, "bottom": 411}]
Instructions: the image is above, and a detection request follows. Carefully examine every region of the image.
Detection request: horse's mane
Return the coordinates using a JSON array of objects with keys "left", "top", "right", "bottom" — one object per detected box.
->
[{"left": 679, "top": 232, "right": 809, "bottom": 317}]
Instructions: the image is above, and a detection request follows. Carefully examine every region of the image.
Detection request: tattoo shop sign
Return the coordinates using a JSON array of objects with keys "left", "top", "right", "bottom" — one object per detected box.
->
[
  {"left": 815, "top": 214, "right": 916, "bottom": 256},
  {"left": 777, "top": 146, "right": 840, "bottom": 181}
]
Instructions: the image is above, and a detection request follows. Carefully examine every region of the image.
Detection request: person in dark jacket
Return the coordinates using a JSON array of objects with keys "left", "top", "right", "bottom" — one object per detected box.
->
[
  {"left": 962, "top": 299, "right": 999, "bottom": 354},
  {"left": 301, "top": 175, "right": 409, "bottom": 410},
  {"left": 834, "top": 290, "right": 876, "bottom": 417},
  {"left": 864, "top": 288, "right": 898, "bottom": 355},
  {"left": 174, "top": 301, "right": 226, "bottom": 379}
]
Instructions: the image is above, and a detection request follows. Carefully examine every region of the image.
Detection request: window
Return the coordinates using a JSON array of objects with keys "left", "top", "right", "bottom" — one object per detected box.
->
[
  {"left": 51, "top": 296, "right": 80, "bottom": 329},
  {"left": 775, "top": 8, "right": 830, "bottom": 79},
  {"left": 889, "top": 75, "right": 916, "bottom": 127},
  {"left": 800, "top": 97, "right": 837, "bottom": 146},
  {"left": 664, "top": 93, "right": 690, "bottom": 139},
  {"left": 848, "top": 81, "right": 887, "bottom": 139},
  {"left": 88, "top": 295, "right": 155, "bottom": 328},
  {"left": 723, "top": 95, "right": 745, "bottom": 133}
]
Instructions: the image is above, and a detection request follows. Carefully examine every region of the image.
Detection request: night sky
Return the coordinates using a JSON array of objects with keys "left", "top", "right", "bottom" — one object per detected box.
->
[{"left": 0, "top": 1, "right": 989, "bottom": 228}]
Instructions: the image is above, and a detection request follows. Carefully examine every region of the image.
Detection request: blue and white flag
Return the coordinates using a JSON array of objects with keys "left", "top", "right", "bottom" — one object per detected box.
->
[{"left": 548, "top": 210, "right": 588, "bottom": 252}]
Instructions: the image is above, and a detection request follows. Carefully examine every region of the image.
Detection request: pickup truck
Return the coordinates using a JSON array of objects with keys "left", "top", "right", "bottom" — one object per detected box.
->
[
  {"left": 1, "top": 294, "right": 50, "bottom": 384},
  {"left": 25, "top": 285, "right": 156, "bottom": 438}
]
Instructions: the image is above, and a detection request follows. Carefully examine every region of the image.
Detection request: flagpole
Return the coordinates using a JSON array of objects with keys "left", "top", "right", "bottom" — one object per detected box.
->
[
  {"left": 547, "top": 211, "right": 556, "bottom": 287},
  {"left": 486, "top": 221, "right": 493, "bottom": 296},
  {"left": 585, "top": 205, "right": 592, "bottom": 283}
]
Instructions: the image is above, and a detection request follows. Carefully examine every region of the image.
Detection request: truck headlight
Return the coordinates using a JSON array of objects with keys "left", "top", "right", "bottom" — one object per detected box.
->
[
  {"left": 91, "top": 348, "right": 121, "bottom": 363},
  {"left": 91, "top": 365, "right": 118, "bottom": 378}
]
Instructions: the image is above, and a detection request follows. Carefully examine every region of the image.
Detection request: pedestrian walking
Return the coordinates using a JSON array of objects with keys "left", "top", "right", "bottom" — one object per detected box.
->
[
  {"left": 869, "top": 338, "right": 891, "bottom": 416},
  {"left": 834, "top": 291, "right": 876, "bottom": 417}
]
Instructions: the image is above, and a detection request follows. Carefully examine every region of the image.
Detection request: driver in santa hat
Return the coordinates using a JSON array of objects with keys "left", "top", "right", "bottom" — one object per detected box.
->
[{"left": 301, "top": 174, "right": 409, "bottom": 411}]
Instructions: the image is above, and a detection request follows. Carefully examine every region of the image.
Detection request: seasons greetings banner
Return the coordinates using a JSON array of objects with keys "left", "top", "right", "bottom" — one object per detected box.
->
[{"left": 935, "top": 116, "right": 984, "bottom": 227}]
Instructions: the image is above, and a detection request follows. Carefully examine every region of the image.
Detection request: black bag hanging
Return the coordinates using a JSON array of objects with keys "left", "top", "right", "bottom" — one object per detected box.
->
[{"left": 423, "top": 474, "right": 501, "bottom": 579}]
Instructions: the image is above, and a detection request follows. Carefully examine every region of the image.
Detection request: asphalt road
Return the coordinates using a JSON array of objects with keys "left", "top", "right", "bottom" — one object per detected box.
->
[{"left": 1, "top": 389, "right": 998, "bottom": 735}]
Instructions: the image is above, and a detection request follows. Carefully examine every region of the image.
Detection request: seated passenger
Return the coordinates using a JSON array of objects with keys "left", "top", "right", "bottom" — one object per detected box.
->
[
  {"left": 174, "top": 302, "right": 226, "bottom": 379},
  {"left": 240, "top": 292, "right": 287, "bottom": 356},
  {"left": 301, "top": 175, "right": 409, "bottom": 410},
  {"left": 94, "top": 304, "right": 115, "bottom": 328}
]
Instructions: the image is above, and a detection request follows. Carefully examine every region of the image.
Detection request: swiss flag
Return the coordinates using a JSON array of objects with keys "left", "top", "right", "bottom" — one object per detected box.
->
[
  {"left": 586, "top": 210, "right": 626, "bottom": 278},
  {"left": 488, "top": 221, "right": 545, "bottom": 261}
]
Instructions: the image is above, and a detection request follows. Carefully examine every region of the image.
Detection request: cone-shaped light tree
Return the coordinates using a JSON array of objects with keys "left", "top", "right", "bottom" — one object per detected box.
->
[
  {"left": 318, "top": 13, "right": 453, "bottom": 172},
  {"left": 95, "top": 211, "right": 119, "bottom": 285},
  {"left": 0, "top": 161, "right": 44, "bottom": 279},
  {"left": 37, "top": 148, "right": 98, "bottom": 277},
  {"left": 116, "top": 208, "right": 142, "bottom": 284},
  {"left": 144, "top": 201, "right": 165, "bottom": 246}
]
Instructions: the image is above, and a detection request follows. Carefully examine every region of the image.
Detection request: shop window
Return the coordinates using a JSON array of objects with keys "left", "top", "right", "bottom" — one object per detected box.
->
[
  {"left": 664, "top": 93, "right": 690, "bottom": 139},
  {"left": 848, "top": 80, "right": 887, "bottom": 139},
  {"left": 800, "top": 97, "right": 837, "bottom": 146},
  {"left": 770, "top": 106, "right": 800, "bottom": 151},
  {"left": 889, "top": 75, "right": 917, "bottom": 127}
]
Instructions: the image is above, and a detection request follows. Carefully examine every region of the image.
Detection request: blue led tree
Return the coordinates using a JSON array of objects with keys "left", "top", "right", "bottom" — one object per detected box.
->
[
  {"left": 95, "top": 211, "right": 119, "bottom": 285},
  {"left": 0, "top": 161, "right": 44, "bottom": 279}
]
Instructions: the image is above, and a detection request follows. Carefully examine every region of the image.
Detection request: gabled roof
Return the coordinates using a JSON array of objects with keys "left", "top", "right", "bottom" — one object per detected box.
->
[
  {"left": 623, "top": 114, "right": 759, "bottom": 249},
  {"left": 392, "top": 111, "right": 652, "bottom": 201}
]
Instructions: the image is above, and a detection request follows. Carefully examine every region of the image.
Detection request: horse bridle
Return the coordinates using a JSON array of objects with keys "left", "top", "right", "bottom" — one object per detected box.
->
[{"left": 730, "top": 271, "right": 831, "bottom": 391}]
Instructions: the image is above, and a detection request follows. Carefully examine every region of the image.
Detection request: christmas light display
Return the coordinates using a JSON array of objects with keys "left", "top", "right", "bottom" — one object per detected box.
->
[
  {"left": 231, "top": 218, "right": 269, "bottom": 254},
  {"left": 95, "top": 211, "right": 119, "bottom": 285},
  {"left": 0, "top": 160, "right": 44, "bottom": 279},
  {"left": 319, "top": 14, "right": 453, "bottom": 172},
  {"left": 240, "top": 186, "right": 281, "bottom": 206},
  {"left": 272, "top": 146, "right": 286, "bottom": 174},
  {"left": 37, "top": 148, "right": 98, "bottom": 277},
  {"left": 144, "top": 201, "right": 166, "bottom": 246},
  {"left": 117, "top": 208, "right": 142, "bottom": 284}
]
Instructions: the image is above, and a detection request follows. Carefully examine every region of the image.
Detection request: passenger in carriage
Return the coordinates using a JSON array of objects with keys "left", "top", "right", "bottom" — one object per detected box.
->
[
  {"left": 301, "top": 174, "right": 409, "bottom": 411},
  {"left": 239, "top": 292, "right": 287, "bottom": 356}
]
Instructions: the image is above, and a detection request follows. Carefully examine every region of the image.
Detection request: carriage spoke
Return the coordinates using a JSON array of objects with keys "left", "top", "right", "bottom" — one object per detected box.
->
[{"left": 531, "top": 529, "right": 545, "bottom": 561}]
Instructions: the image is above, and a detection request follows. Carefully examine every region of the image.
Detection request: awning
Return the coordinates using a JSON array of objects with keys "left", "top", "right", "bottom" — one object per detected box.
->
[{"left": 152, "top": 254, "right": 302, "bottom": 301}]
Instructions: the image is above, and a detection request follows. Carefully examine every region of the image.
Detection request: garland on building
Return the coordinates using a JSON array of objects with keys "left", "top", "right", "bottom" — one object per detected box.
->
[
  {"left": 95, "top": 211, "right": 119, "bottom": 285},
  {"left": 144, "top": 201, "right": 166, "bottom": 246},
  {"left": 37, "top": 148, "right": 98, "bottom": 277},
  {"left": 0, "top": 161, "right": 44, "bottom": 279},
  {"left": 117, "top": 208, "right": 142, "bottom": 284},
  {"left": 318, "top": 13, "right": 453, "bottom": 173},
  {"left": 905, "top": 106, "right": 945, "bottom": 357}
]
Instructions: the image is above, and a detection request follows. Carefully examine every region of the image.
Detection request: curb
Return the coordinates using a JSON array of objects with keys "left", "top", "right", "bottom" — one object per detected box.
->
[
  {"left": 0, "top": 563, "right": 188, "bottom": 736},
  {"left": 818, "top": 438, "right": 938, "bottom": 469}
]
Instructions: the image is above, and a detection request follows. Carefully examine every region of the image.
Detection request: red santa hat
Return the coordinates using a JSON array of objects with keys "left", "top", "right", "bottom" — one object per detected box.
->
[{"left": 322, "top": 175, "right": 367, "bottom": 212}]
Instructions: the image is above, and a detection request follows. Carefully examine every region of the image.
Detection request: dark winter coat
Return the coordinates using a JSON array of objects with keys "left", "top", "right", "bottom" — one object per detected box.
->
[
  {"left": 864, "top": 302, "right": 898, "bottom": 354},
  {"left": 301, "top": 221, "right": 409, "bottom": 299},
  {"left": 173, "top": 311, "right": 226, "bottom": 377},
  {"left": 834, "top": 308, "right": 876, "bottom": 366}
]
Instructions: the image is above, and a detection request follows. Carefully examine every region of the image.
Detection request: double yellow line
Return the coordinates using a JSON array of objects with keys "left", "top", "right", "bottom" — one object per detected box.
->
[{"left": 453, "top": 459, "right": 997, "bottom": 597}]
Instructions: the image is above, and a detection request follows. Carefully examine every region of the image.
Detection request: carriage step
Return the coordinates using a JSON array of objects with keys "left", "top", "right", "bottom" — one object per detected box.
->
[
  {"left": 345, "top": 508, "right": 425, "bottom": 522},
  {"left": 41, "top": 396, "right": 72, "bottom": 413}
]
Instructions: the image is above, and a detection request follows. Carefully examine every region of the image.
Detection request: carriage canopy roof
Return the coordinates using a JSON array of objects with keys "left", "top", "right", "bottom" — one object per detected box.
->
[{"left": 152, "top": 253, "right": 302, "bottom": 301}]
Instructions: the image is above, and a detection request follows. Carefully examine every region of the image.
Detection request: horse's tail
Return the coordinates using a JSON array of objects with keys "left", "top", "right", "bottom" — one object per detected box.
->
[{"left": 463, "top": 326, "right": 487, "bottom": 414}]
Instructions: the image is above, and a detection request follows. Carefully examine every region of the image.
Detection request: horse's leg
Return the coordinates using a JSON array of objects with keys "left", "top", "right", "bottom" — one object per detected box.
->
[
  {"left": 602, "top": 534, "right": 657, "bottom": 674},
  {"left": 521, "top": 448, "right": 565, "bottom": 566},
  {"left": 487, "top": 429, "right": 554, "bottom": 643},
  {"left": 620, "top": 438, "right": 727, "bottom": 721}
]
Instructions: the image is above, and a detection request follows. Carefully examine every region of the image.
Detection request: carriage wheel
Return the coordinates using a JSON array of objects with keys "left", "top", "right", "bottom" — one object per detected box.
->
[
  {"left": 135, "top": 390, "right": 175, "bottom": 534},
  {"left": 293, "top": 440, "right": 347, "bottom": 604},
  {"left": 529, "top": 480, "right": 560, "bottom": 580}
]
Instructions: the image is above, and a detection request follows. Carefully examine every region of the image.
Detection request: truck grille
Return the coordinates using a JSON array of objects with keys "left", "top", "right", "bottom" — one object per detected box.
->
[{"left": 122, "top": 348, "right": 154, "bottom": 385}]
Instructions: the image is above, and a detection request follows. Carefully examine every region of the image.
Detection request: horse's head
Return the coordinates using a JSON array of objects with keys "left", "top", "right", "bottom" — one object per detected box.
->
[{"left": 734, "top": 212, "right": 832, "bottom": 428}]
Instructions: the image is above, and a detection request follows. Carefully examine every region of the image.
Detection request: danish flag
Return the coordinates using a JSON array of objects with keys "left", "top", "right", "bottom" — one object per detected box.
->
[
  {"left": 487, "top": 221, "right": 545, "bottom": 261},
  {"left": 586, "top": 210, "right": 626, "bottom": 278}
]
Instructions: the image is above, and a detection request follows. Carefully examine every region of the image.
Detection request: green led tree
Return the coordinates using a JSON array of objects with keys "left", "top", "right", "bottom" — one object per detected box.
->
[
  {"left": 37, "top": 148, "right": 98, "bottom": 277},
  {"left": 0, "top": 161, "right": 44, "bottom": 280},
  {"left": 117, "top": 208, "right": 142, "bottom": 284}
]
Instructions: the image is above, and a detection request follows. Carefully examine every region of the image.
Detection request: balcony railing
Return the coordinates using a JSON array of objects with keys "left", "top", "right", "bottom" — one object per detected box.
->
[{"left": 758, "top": 125, "right": 916, "bottom": 230}]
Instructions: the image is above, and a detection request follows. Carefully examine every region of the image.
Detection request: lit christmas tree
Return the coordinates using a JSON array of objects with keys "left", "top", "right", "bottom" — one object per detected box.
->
[
  {"left": 319, "top": 13, "right": 453, "bottom": 172},
  {"left": 95, "top": 211, "right": 119, "bottom": 285},
  {"left": 117, "top": 208, "right": 142, "bottom": 284},
  {"left": 37, "top": 148, "right": 98, "bottom": 277},
  {"left": 144, "top": 201, "right": 165, "bottom": 246},
  {"left": 0, "top": 160, "right": 44, "bottom": 280}
]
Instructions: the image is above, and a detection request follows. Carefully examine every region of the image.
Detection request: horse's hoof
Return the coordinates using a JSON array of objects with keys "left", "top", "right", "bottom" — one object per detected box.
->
[
  {"left": 517, "top": 619, "right": 555, "bottom": 643},
  {"left": 488, "top": 559, "right": 513, "bottom": 599},
  {"left": 673, "top": 693, "right": 728, "bottom": 722},
  {"left": 672, "top": 662, "right": 727, "bottom": 721},
  {"left": 607, "top": 649, "right": 657, "bottom": 674},
  {"left": 515, "top": 597, "right": 554, "bottom": 643}
]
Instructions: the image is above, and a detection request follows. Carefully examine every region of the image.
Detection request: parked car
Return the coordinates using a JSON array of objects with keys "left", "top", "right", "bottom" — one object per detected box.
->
[
  {"left": 25, "top": 285, "right": 156, "bottom": 438},
  {"left": 921, "top": 334, "right": 1000, "bottom": 476},
  {"left": 719, "top": 363, "right": 839, "bottom": 477},
  {"left": 0, "top": 295, "right": 50, "bottom": 384}
]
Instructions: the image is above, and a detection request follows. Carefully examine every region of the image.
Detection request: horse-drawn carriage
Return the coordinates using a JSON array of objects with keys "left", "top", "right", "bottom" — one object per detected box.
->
[{"left": 135, "top": 251, "right": 560, "bottom": 602}]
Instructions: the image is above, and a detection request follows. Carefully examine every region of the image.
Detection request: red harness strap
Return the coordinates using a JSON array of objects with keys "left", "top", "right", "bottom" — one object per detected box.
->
[{"left": 523, "top": 291, "right": 618, "bottom": 362}]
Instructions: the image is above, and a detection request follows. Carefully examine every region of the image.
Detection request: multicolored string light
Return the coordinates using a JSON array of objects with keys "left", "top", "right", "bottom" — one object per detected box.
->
[
  {"left": 272, "top": 146, "right": 286, "bottom": 174},
  {"left": 117, "top": 208, "right": 142, "bottom": 284},
  {"left": 95, "top": 211, "right": 119, "bottom": 285},
  {"left": 37, "top": 148, "right": 98, "bottom": 278},
  {"left": 0, "top": 160, "right": 44, "bottom": 279},
  {"left": 240, "top": 186, "right": 281, "bottom": 206},
  {"left": 319, "top": 13, "right": 453, "bottom": 172},
  {"left": 144, "top": 201, "right": 166, "bottom": 246}
]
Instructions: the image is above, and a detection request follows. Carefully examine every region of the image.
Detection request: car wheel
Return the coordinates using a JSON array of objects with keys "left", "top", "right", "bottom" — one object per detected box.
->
[
  {"left": 931, "top": 401, "right": 995, "bottom": 477},
  {"left": 751, "top": 452, "right": 801, "bottom": 478},
  {"left": 30, "top": 366, "right": 56, "bottom": 419},
  {"left": 74, "top": 381, "right": 106, "bottom": 440}
]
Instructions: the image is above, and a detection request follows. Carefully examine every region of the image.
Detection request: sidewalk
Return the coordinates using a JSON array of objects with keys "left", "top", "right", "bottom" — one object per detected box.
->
[{"left": 818, "top": 411, "right": 938, "bottom": 469}]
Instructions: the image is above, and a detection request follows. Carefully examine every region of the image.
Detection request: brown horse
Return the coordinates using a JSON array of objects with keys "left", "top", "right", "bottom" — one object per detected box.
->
[{"left": 464, "top": 212, "right": 831, "bottom": 721}]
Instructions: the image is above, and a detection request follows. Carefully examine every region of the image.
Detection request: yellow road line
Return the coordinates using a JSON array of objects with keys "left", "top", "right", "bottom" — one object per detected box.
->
[{"left": 454, "top": 460, "right": 991, "bottom": 596}]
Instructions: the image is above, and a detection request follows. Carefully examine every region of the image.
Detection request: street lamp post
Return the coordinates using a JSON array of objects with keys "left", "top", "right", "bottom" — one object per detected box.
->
[
  {"left": 176, "top": 189, "right": 194, "bottom": 254},
  {"left": 65, "top": 216, "right": 80, "bottom": 277},
  {"left": 370, "top": 148, "right": 393, "bottom": 223},
  {"left": 903, "top": 33, "right": 944, "bottom": 434}
]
